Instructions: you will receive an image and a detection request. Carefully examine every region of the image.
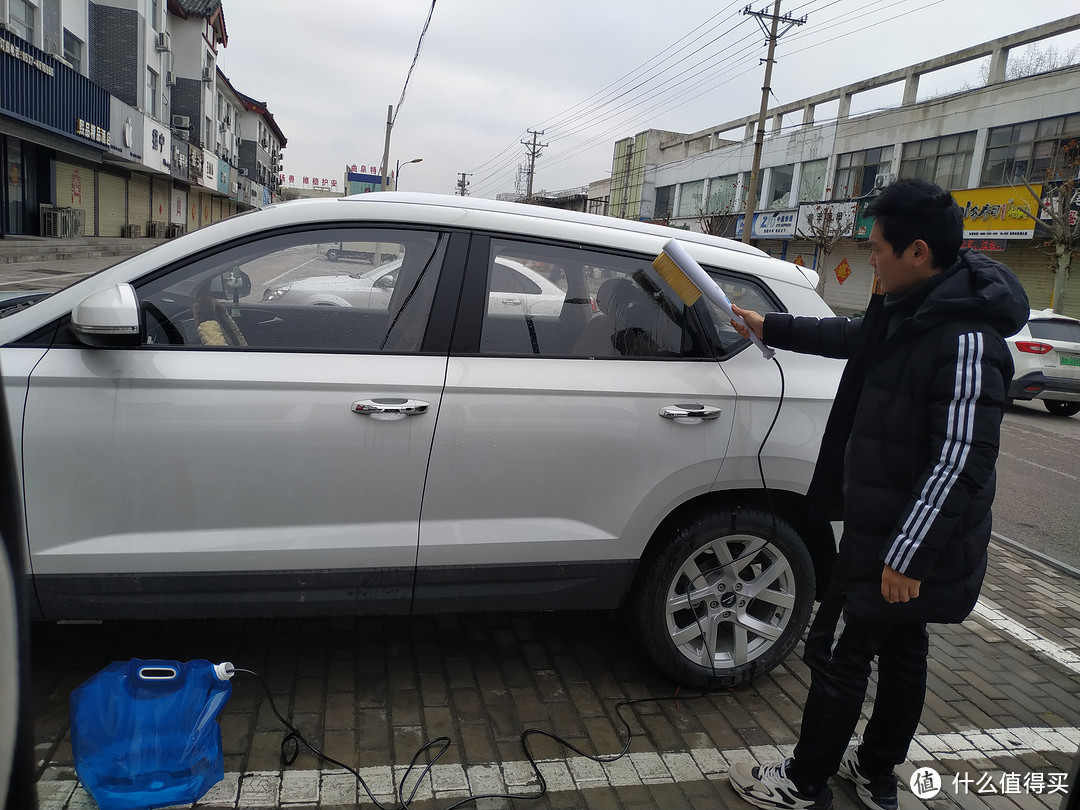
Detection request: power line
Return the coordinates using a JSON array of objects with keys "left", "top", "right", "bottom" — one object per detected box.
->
[{"left": 393, "top": 0, "right": 438, "bottom": 127}]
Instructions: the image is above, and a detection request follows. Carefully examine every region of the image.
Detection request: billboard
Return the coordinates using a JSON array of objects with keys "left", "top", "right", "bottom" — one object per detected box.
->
[{"left": 951, "top": 185, "right": 1042, "bottom": 239}]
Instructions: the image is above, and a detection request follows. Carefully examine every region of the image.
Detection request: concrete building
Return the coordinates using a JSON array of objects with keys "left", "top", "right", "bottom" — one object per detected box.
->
[
  {"left": 609, "top": 15, "right": 1080, "bottom": 317},
  {"left": 0, "top": 0, "right": 285, "bottom": 241}
]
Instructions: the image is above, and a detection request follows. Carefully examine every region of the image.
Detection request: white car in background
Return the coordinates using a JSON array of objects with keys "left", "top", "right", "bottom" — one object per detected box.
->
[
  {"left": 1006, "top": 308, "right": 1080, "bottom": 417},
  {"left": 263, "top": 255, "right": 567, "bottom": 319},
  {"left": 0, "top": 192, "right": 841, "bottom": 688}
]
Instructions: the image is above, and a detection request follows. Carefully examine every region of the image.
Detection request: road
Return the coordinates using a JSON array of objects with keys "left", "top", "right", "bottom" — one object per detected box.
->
[{"left": 995, "top": 399, "right": 1080, "bottom": 570}]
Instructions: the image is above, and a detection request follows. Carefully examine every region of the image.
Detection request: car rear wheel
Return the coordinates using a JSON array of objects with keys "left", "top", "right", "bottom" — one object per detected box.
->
[
  {"left": 635, "top": 507, "right": 815, "bottom": 688},
  {"left": 1044, "top": 400, "right": 1080, "bottom": 417},
  {"left": 326, "top": 249, "right": 340, "bottom": 262}
]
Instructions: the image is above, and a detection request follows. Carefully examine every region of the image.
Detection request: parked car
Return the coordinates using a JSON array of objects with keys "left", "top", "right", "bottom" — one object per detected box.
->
[
  {"left": 263, "top": 255, "right": 567, "bottom": 319},
  {"left": 1006, "top": 308, "right": 1080, "bottom": 417},
  {"left": 0, "top": 192, "right": 841, "bottom": 688}
]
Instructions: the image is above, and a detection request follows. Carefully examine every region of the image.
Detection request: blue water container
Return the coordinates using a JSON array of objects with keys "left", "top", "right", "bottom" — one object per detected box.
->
[{"left": 70, "top": 659, "right": 233, "bottom": 810}]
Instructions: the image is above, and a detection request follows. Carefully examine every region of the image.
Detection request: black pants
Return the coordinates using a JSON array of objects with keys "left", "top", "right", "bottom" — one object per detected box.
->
[{"left": 788, "top": 584, "right": 929, "bottom": 790}]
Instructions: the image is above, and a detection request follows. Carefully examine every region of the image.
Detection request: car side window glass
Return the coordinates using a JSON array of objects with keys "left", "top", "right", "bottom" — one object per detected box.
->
[
  {"left": 479, "top": 239, "right": 707, "bottom": 359},
  {"left": 694, "top": 270, "right": 780, "bottom": 358},
  {"left": 137, "top": 228, "right": 446, "bottom": 353}
]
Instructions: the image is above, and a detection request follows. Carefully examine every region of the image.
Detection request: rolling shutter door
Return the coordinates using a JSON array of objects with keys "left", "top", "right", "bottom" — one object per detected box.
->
[
  {"left": 128, "top": 175, "right": 150, "bottom": 235},
  {"left": 151, "top": 177, "right": 171, "bottom": 226},
  {"left": 97, "top": 172, "right": 126, "bottom": 237},
  {"left": 1000, "top": 243, "right": 1055, "bottom": 311},
  {"left": 54, "top": 161, "right": 95, "bottom": 236}
]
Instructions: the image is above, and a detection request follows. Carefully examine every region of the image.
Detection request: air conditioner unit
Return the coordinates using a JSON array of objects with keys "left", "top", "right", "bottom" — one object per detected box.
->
[
  {"left": 238, "top": 168, "right": 249, "bottom": 177},
  {"left": 218, "top": 122, "right": 227, "bottom": 132},
  {"left": 874, "top": 172, "right": 896, "bottom": 190},
  {"left": 171, "top": 115, "right": 190, "bottom": 129},
  {"left": 165, "top": 70, "right": 175, "bottom": 86},
  {"left": 260, "top": 138, "right": 268, "bottom": 149},
  {"left": 201, "top": 66, "right": 212, "bottom": 82},
  {"left": 155, "top": 31, "right": 170, "bottom": 51},
  {"left": 224, "top": 111, "right": 231, "bottom": 124}
]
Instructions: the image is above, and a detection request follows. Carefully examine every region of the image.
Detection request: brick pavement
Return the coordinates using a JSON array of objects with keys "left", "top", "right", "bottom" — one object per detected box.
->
[{"left": 26, "top": 537, "right": 1080, "bottom": 810}]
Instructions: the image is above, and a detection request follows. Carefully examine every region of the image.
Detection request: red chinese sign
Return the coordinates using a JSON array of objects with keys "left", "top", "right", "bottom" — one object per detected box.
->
[{"left": 834, "top": 257, "right": 852, "bottom": 285}]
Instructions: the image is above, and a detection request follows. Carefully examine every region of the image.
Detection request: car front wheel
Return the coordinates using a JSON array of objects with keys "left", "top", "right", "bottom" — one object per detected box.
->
[
  {"left": 1044, "top": 400, "right": 1080, "bottom": 417},
  {"left": 326, "top": 249, "right": 340, "bottom": 262},
  {"left": 635, "top": 507, "right": 815, "bottom": 689}
]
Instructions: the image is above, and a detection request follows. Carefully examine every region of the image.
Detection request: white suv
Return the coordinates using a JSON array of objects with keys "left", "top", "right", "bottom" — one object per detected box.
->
[
  {"left": 1007, "top": 309, "right": 1080, "bottom": 417},
  {"left": 0, "top": 193, "right": 842, "bottom": 687}
]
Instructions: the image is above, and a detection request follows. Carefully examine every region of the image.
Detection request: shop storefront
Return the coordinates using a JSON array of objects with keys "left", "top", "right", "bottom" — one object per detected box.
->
[{"left": 1, "top": 28, "right": 109, "bottom": 237}]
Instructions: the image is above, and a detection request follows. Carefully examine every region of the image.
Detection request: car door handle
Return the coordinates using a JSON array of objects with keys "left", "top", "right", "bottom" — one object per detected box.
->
[
  {"left": 352, "top": 398, "right": 430, "bottom": 421},
  {"left": 500, "top": 297, "right": 522, "bottom": 306},
  {"left": 659, "top": 403, "right": 722, "bottom": 424}
]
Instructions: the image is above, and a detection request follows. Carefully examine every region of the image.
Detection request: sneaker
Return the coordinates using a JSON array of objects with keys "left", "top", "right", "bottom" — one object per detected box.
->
[
  {"left": 729, "top": 757, "right": 833, "bottom": 810},
  {"left": 837, "top": 746, "right": 899, "bottom": 810}
]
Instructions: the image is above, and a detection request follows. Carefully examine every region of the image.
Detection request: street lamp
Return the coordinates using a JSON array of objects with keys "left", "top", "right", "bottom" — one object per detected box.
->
[{"left": 395, "top": 158, "right": 423, "bottom": 191}]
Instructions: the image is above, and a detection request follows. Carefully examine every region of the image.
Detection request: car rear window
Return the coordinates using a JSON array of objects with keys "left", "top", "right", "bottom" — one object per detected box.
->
[{"left": 1029, "top": 319, "right": 1080, "bottom": 343}]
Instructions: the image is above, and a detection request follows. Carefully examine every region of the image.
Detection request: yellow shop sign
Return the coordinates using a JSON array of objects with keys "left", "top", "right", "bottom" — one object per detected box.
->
[{"left": 951, "top": 185, "right": 1042, "bottom": 239}]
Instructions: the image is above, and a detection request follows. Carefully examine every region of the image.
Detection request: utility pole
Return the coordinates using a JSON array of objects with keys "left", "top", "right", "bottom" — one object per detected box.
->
[
  {"left": 380, "top": 104, "right": 393, "bottom": 191},
  {"left": 741, "top": 2, "right": 805, "bottom": 244},
  {"left": 455, "top": 173, "right": 471, "bottom": 196},
  {"left": 521, "top": 129, "right": 548, "bottom": 201}
]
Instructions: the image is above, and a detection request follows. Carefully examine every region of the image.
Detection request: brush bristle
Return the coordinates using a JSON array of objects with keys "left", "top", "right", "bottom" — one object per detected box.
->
[{"left": 652, "top": 252, "right": 703, "bottom": 306}]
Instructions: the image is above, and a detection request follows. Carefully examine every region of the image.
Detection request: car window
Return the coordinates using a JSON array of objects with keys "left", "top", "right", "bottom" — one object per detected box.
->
[
  {"left": 694, "top": 270, "right": 782, "bottom": 358},
  {"left": 1029, "top": 319, "right": 1080, "bottom": 343},
  {"left": 480, "top": 239, "right": 708, "bottom": 359},
  {"left": 138, "top": 228, "right": 446, "bottom": 353}
]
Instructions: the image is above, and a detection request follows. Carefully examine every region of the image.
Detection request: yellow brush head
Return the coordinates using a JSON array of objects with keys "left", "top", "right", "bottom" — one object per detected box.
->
[{"left": 652, "top": 251, "right": 704, "bottom": 306}]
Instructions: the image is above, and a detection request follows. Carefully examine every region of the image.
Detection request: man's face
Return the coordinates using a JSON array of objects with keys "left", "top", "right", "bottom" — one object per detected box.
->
[{"left": 867, "top": 221, "right": 935, "bottom": 295}]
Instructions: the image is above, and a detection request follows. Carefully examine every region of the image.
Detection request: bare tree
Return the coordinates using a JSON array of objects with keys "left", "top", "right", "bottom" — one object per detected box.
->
[
  {"left": 795, "top": 201, "right": 857, "bottom": 296},
  {"left": 1017, "top": 139, "right": 1080, "bottom": 313},
  {"left": 980, "top": 42, "right": 1080, "bottom": 84}
]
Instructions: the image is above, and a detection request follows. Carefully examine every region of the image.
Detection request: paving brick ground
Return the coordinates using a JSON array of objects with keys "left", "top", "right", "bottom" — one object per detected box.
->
[{"left": 26, "top": 537, "right": 1080, "bottom": 809}]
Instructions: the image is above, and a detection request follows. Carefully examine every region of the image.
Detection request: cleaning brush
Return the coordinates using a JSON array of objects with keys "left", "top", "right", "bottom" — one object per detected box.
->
[{"left": 652, "top": 238, "right": 775, "bottom": 359}]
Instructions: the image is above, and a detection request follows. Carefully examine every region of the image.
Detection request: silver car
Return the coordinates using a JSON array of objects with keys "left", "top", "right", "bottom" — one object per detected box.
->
[{"left": 0, "top": 193, "right": 842, "bottom": 688}]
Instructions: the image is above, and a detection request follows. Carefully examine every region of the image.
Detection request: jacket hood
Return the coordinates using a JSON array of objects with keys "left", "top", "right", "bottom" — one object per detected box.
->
[{"left": 898, "top": 249, "right": 1029, "bottom": 338}]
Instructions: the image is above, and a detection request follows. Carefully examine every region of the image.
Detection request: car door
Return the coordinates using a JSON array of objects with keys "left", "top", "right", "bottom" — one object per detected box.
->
[
  {"left": 21, "top": 226, "right": 466, "bottom": 618},
  {"left": 413, "top": 236, "right": 740, "bottom": 611}
]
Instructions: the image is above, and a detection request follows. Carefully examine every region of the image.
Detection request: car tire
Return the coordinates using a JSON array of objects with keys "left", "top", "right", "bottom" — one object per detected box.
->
[
  {"left": 1044, "top": 400, "right": 1080, "bottom": 417},
  {"left": 635, "top": 507, "right": 815, "bottom": 689},
  {"left": 326, "top": 249, "right": 340, "bottom": 262}
]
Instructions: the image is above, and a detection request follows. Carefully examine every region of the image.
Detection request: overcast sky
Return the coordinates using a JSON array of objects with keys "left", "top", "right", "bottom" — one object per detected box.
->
[{"left": 215, "top": 1, "right": 1080, "bottom": 199}]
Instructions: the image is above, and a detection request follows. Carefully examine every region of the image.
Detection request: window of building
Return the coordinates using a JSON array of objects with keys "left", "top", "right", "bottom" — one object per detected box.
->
[
  {"left": 981, "top": 115, "right": 1080, "bottom": 185},
  {"left": 10, "top": 0, "right": 35, "bottom": 43},
  {"left": 798, "top": 159, "right": 827, "bottom": 202},
  {"left": 899, "top": 132, "right": 975, "bottom": 190},
  {"left": 767, "top": 164, "right": 794, "bottom": 210},
  {"left": 150, "top": 0, "right": 160, "bottom": 31},
  {"left": 63, "top": 30, "right": 82, "bottom": 73},
  {"left": 146, "top": 69, "right": 159, "bottom": 119},
  {"left": 676, "top": 180, "right": 704, "bottom": 219},
  {"left": 832, "top": 146, "right": 894, "bottom": 199},
  {"left": 707, "top": 174, "right": 740, "bottom": 213},
  {"left": 653, "top": 185, "right": 674, "bottom": 219}
]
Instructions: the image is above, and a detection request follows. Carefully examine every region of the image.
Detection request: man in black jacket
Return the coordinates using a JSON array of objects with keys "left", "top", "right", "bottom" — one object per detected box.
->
[{"left": 727, "top": 179, "right": 1029, "bottom": 810}]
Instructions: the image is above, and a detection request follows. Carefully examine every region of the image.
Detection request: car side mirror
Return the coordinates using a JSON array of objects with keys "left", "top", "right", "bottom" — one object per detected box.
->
[{"left": 72, "top": 284, "right": 142, "bottom": 348}]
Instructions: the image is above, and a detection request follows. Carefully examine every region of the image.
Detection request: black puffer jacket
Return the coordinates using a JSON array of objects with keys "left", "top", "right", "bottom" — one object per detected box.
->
[{"left": 764, "top": 250, "right": 1029, "bottom": 623}]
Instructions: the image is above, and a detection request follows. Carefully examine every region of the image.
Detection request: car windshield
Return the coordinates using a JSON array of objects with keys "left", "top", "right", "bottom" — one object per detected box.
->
[
  {"left": 0, "top": 291, "right": 54, "bottom": 318},
  {"left": 1029, "top": 319, "right": 1080, "bottom": 343}
]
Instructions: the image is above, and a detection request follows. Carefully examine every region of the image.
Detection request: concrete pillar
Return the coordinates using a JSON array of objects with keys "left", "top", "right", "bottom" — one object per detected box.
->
[
  {"left": 803, "top": 103, "right": 816, "bottom": 127},
  {"left": 902, "top": 71, "right": 920, "bottom": 106},
  {"left": 987, "top": 47, "right": 1009, "bottom": 85},
  {"left": 837, "top": 93, "right": 852, "bottom": 122}
]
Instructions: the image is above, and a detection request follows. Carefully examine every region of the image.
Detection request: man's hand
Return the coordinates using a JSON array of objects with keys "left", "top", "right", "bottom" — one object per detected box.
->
[
  {"left": 881, "top": 565, "right": 921, "bottom": 603},
  {"left": 730, "top": 304, "right": 765, "bottom": 340}
]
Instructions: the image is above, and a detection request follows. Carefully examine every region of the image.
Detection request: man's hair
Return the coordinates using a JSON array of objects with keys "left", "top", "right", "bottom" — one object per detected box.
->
[{"left": 865, "top": 178, "right": 963, "bottom": 269}]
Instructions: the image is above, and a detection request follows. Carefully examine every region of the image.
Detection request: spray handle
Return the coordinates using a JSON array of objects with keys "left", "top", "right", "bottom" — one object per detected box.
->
[
  {"left": 700, "top": 284, "right": 775, "bottom": 359},
  {"left": 213, "top": 661, "right": 235, "bottom": 681}
]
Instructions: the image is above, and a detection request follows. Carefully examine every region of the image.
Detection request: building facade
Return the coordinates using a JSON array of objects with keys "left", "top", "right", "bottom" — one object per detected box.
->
[
  {"left": 610, "top": 15, "right": 1080, "bottom": 318},
  {"left": 1, "top": 0, "right": 285, "bottom": 241}
]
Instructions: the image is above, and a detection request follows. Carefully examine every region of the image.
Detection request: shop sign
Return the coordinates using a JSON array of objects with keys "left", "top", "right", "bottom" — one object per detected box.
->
[
  {"left": 142, "top": 120, "right": 171, "bottom": 174},
  {"left": 107, "top": 99, "right": 143, "bottom": 163},
  {"left": 1, "top": 37, "right": 55, "bottom": 76},
  {"left": 1038, "top": 183, "right": 1080, "bottom": 227},
  {"left": 75, "top": 118, "right": 111, "bottom": 147},
  {"left": 795, "top": 201, "right": 858, "bottom": 240},
  {"left": 961, "top": 239, "right": 1008, "bottom": 253},
  {"left": 202, "top": 149, "right": 216, "bottom": 188},
  {"left": 951, "top": 185, "right": 1041, "bottom": 239},
  {"left": 188, "top": 144, "right": 203, "bottom": 182},
  {"left": 734, "top": 209, "right": 798, "bottom": 239}
]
